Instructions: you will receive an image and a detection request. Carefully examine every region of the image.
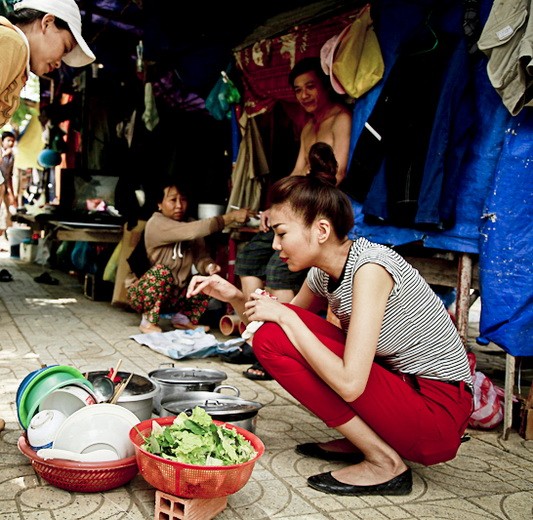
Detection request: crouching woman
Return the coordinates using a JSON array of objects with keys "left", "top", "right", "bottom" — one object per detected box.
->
[
  {"left": 127, "top": 179, "right": 248, "bottom": 333},
  {"left": 187, "top": 154, "right": 473, "bottom": 496}
]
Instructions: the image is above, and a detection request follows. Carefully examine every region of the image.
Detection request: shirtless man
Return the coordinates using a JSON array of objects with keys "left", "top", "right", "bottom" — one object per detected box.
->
[
  {"left": 289, "top": 57, "right": 352, "bottom": 184},
  {"left": 234, "top": 57, "right": 352, "bottom": 380}
]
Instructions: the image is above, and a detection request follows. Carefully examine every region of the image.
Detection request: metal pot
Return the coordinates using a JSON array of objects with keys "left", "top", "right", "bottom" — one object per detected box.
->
[
  {"left": 160, "top": 385, "right": 263, "bottom": 433},
  {"left": 148, "top": 364, "right": 228, "bottom": 415},
  {"left": 86, "top": 370, "right": 158, "bottom": 421}
]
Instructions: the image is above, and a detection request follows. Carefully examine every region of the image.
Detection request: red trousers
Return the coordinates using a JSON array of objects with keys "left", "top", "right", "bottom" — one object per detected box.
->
[{"left": 253, "top": 304, "right": 473, "bottom": 466}]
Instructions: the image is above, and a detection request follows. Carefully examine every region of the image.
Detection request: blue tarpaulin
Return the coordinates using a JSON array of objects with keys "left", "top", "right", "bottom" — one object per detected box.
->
[
  {"left": 478, "top": 111, "right": 533, "bottom": 357},
  {"left": 345, "top": 0, "right": 532, "bottom": 357}
]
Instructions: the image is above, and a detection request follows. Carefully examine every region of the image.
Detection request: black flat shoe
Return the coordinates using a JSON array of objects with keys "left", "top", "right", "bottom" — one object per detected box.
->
[
  {"left": 307, "top": 468, "right": 412, "bottom": 496},
  {"left": 296, "top": 442, "right": 364, "bottom": 463}
]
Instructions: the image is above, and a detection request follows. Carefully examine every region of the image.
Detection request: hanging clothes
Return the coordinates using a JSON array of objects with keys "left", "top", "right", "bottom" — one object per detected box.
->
[
  {"left": 344, "top": 0, "right": 492, "bottom": 250},
  {"left": 346, "top": 29, "right": 467, "bottom": 228},
  {"left": 477, "top": 0, "right": 533, "bottom": 115},
  {"left": 226, "top": 112, "right": 269, "bottom": 213}
]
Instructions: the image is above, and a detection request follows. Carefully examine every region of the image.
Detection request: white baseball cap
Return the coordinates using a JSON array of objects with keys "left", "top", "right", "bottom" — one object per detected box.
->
[{"left": 15, "top": 0, "right": 96, "bottom": 67}]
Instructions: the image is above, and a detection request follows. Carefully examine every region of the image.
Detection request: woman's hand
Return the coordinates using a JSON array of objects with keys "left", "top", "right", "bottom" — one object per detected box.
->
[
  {"left": 187, "top": 274, "right": 242, "bottom": 303},
  {"left": 259, "top": 209, "right": 271, "bottom": 232},
  {"left": 223, "top": 208, "right": 249, "bottom": 226},
  {"left": 244, "top": 290, "right": 286, "bottom": 324}
]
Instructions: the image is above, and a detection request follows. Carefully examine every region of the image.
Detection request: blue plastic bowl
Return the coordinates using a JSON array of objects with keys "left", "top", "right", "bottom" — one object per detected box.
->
[
  {"left": 18, "top": 366, "right": 93, "bottom": 429},
  {"left": 16, "top": 366, "right": 58, "bottom": 411}
]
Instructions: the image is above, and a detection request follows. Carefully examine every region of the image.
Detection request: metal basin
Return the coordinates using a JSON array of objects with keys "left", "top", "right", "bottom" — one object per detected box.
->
[
  {"left": 160, "top": 385, "right": 263, "bottom": 433},
  {"left": 148, "top": 365, "right": 228, "bottom": 415}
]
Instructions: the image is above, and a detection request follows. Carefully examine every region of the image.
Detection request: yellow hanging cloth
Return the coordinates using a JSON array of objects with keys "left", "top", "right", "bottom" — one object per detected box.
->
[{"left": 332, "top": 5, "right": 385, "bottom": 99}]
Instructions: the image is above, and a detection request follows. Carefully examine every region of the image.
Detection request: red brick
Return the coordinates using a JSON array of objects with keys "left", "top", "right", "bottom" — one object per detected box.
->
[{"left": 154, "top": 490, "right": 227, "bottom": 520}]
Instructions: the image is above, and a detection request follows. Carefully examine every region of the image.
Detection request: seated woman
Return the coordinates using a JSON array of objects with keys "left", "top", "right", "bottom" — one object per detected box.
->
[
  {"left": 187, "top": 143, "right": 473, "bottom": 496},
  {"left": 127, "top": 179, "right": 249, "bottom": 333}
]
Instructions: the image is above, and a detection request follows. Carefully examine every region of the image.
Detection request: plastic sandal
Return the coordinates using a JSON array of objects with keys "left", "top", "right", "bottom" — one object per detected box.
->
[
  {"left": 243, "top": 361, "right": 273, "bottom": 381},
  {"left": 0, "top": 269, "right": 13, "bottom": 282},
  {"left": 219, "top": 343, "right": 256, "bottom": 364},
  {"left": 34, "top": 272, "right": 59, "bottom": 285}
]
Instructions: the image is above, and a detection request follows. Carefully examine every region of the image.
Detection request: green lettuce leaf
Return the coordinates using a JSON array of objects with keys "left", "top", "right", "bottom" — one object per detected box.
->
[{"left": 142, "top": 406, "right": 257, "bottom": 466}]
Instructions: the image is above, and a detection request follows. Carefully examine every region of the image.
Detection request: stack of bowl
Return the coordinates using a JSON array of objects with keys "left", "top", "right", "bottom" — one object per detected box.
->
[
  {"left": 18, "top": 403, "right": 140, "bottom": 492},
  {"left": 17, "top": 365, "right": 96, "bottom": 432},
  {"left": 17, "top": 366, "right": 141, "bottom": 492}
]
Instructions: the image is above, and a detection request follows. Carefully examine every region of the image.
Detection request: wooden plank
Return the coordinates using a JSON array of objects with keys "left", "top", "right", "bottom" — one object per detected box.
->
[
  {"left": 56, "top": 229, "right": 122, "bottom": 243},
  {"left": 404, "top": 256, "right": 480, "bottom": 290}
]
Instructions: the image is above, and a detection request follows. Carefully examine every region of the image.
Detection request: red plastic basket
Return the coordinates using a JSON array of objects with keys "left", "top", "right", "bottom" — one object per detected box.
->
[
  {"left": 129, "top": 416, "right": 265, "bottom": 498},
  {"left": 18, "top": 435, "right": 138, "bottom": 492}
]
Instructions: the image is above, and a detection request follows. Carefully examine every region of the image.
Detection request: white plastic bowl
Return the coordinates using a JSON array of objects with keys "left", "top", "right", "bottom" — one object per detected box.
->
[
  {"left": 27, "top": 409, "right": 67, "bottom": 450},
  {"left": 39, "top": 384, "right": 97, "bottom": 417},
  {"left": 53, "top": 403, "right": 139, "bottom": 459}
]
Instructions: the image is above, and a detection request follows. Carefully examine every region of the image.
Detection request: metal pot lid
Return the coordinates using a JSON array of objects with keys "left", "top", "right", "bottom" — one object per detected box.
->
[
  {"left": 87, "top": 370, "right": 156, "bottom": 397},
  {"left": 148, "top": 367, "right": 227, "bottom": 384},
  {"left": 162, "top": 391, "right": 263, "bottom": 417}
]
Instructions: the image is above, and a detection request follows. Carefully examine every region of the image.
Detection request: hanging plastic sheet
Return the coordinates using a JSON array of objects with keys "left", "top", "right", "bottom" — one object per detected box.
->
[
  {"left": 347, "top": 0, "right": 514, "bottom": 254},
  {"left": 205, "top": 71, "right": 241, "bottom": 121},
  {"left": 478, "top": 109, "right": 533, "bottom": 357},
  {"left": 344, "top": 0, "right": 531, "bottom": 362}
]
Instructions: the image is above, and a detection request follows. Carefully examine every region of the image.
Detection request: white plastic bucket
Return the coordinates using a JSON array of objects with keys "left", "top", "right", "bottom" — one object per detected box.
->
[
  {"left": 198, "top": 204, "right": 225, "bottom": 219},
  {"left": 7, "top": 226, "right": 32, "bottom": 246}
]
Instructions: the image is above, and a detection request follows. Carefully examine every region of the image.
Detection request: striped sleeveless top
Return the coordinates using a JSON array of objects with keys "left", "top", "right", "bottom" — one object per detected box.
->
[{"left": 306, "top": 238, "right": 473, "bottom": 386}]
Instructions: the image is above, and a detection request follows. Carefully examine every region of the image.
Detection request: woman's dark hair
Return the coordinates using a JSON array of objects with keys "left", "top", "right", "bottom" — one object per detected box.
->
[
  {"left": 156, "top": 178, "right": 191, "bottom": 204},
  {"left": 7, "top": 8, "right": 69, "bottom": 31},
  {"left": 308, "top": 141, "right": 337, "bottom": 178},
  {"left": 270, "top": 142, "right": 354, "bottom": 239}
]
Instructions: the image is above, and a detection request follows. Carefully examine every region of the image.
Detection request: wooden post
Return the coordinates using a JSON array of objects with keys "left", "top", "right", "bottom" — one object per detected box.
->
[
  {"left": 455, "top": 253, "right": 473, "bottom": 346},
  {"left": 503, "top": 354, "right": 516, "bottom": 440}
]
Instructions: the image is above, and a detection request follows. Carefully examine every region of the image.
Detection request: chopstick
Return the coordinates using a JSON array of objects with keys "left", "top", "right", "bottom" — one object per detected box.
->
[
  {"left": 133, "top": 425, "right": 148, "bottom": 442},
  {"left": 110, "top": 359, "right": 123, "bottom": 381},
  {"left": 110, "top": 372, "right": 133, "bottom": 404}
]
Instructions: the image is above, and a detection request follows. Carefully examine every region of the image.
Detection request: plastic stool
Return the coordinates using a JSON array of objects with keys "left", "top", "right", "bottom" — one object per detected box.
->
[{"left": 154, "top": 490, "right": 227, "bottom": 520}]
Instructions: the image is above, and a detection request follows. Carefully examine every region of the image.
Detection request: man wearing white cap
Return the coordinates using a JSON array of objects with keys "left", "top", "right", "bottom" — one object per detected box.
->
[
  {"left": 0, "top": 0, "right": 94, "bottom": 432},
  {"left": 0, "top": 0, "right": 95, "bottom": 126}
]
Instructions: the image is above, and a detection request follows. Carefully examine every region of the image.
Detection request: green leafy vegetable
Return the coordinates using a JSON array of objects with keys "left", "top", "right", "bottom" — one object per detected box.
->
[{"left": 142, "top": 407, "right": 256, "bottom": 466}]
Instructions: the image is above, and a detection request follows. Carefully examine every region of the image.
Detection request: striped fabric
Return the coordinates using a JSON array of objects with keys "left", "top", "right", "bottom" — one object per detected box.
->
[{"left": 306, "top": 238, "right": 473, "bottom": 387}]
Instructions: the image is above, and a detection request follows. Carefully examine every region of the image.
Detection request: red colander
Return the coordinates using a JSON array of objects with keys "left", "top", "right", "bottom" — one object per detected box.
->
[{"left": 129, "top": 416, "right": 265, "bottom": 498}]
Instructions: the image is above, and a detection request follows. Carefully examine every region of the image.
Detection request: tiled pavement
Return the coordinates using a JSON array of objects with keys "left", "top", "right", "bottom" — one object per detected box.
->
[{"left": 1, "top": 254, "right": 532, "bottom": 520}]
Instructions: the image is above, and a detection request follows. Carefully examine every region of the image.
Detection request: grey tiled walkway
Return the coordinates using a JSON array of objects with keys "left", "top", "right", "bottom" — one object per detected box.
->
[{"left": 1, "top": 255, "right": 532, "bottom": 519}]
